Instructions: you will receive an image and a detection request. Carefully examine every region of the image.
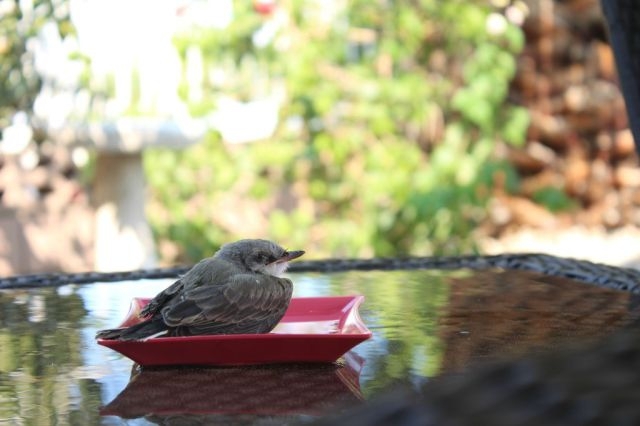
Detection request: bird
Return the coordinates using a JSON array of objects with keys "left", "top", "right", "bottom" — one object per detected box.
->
[{"left": 95, "top": 239, "right": 305, "bottom": 340}]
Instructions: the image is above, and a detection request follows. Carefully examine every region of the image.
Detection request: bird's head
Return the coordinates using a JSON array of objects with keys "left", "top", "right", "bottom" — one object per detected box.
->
[{"left": 216, "top": 239, "right": 305, "bottom": 277}]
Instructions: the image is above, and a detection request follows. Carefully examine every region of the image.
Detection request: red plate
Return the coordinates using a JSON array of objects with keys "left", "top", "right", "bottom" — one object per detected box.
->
[{"left": 97, "top": 295, "right": 371, "bottom": 366}]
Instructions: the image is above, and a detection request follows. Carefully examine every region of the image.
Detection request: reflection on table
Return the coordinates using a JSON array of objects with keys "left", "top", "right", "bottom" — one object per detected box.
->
[{"left": 100, "top": 351, "right": 365, "bottom": 422}]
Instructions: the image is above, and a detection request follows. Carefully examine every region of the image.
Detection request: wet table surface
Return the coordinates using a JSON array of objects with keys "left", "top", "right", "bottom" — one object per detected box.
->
[{"left": 0, "top": 268, "right": 638, "bottom": 425}]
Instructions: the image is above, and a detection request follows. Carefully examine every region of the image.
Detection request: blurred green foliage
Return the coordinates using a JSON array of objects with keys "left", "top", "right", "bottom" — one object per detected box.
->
[
  {"left": 145, "top": 0, "right": 529, "bottom": 261},
  {"left": 0, "top": 290, "right": 103, "bottom": 424},
  {"left": 334, "top": 269, "right": 454, "bottom": 389},
  {"left": 0, "top": 0, "right": 72, "bottom": 129},
  {"left": 532, "top": 186, "right": 577, "bottom": 213}
]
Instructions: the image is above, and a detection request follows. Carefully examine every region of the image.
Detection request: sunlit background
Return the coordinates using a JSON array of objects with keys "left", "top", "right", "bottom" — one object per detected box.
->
[
  {"left": 1, "top": 0, "right": 639, "bottom": 274},
  {"left": 2, "top": 2, "right": 640, "bottom": 422}
]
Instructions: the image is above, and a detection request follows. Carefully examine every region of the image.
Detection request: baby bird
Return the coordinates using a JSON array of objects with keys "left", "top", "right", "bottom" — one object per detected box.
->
[{"left": 96, "top": 239, "right": 305, "bottom": 340}]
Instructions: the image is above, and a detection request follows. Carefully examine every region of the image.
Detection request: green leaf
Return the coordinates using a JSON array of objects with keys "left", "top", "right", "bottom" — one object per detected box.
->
[
  {"left": 532, "top": 187, "right": 577, "bottom": 212},
  {"left": 501, "top": 107, "right": 530, "bottom": 147}
]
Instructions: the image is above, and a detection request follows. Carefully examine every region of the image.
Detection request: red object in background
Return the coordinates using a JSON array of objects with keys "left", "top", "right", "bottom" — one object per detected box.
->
[
  {"left": 253, "top": 0, "right": 276, "bottom": 15},
  {"left": 97, "top": 296, "right": 371, "bottom": 366}
]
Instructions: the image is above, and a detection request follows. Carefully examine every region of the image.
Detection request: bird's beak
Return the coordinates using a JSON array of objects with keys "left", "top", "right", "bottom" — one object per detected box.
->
[{"left": 277, "top": 250, "right": 305, "bottom": 262}]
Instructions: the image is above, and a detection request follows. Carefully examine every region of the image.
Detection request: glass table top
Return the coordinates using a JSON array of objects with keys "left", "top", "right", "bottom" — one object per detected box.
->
[{"left": 0, "top": 268, "right": 637, "bottom": 425}]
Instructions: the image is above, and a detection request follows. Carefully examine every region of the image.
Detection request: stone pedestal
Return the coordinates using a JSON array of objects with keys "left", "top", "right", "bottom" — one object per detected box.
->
[
  {"left": 46, "top": 118, "right": 205, "bottom": 271},
  {"left": 94, "top": 152, "right": 156, "bottom": 271}
]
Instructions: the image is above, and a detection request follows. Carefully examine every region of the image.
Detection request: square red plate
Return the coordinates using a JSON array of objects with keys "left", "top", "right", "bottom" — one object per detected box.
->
[{"left": 97, "top": 295, "right": 371, "bottom": 366}]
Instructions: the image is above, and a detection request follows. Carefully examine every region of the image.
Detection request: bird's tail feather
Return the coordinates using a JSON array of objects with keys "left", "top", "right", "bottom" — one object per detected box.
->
[{"left": 95, "top": 318, "right": 167, "bottom": 341}]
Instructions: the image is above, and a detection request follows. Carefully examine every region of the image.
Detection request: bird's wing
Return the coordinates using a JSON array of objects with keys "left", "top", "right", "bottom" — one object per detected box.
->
[
  {"left": 161, "top": 273, "right": 293, "bottom": 334},
  {"left": 139, "top": 257, "right": 233, "bottom": 318},
  {"left": 139, "top": 278, "right": 185, "bottom": 317}
]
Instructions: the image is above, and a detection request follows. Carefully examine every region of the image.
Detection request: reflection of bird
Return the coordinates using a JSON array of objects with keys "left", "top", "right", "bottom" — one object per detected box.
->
[{"left": 96, "top": 239, "right": 304, "bottom": 340}]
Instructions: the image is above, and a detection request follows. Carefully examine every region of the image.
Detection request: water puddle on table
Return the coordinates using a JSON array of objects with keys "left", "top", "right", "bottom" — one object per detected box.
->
[{"left": 0, "top": 268, "right": 637, "bottom": 424}]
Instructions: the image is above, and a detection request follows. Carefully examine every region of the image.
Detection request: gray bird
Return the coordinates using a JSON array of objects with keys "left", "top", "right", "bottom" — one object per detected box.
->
[{"left": 96, "top": 239, "right": 305, "bottom": 340}]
